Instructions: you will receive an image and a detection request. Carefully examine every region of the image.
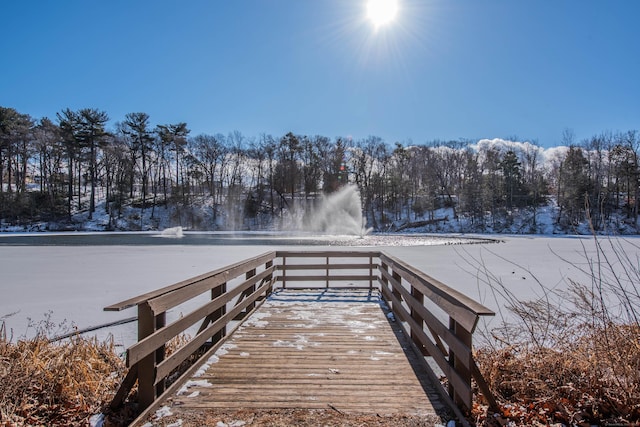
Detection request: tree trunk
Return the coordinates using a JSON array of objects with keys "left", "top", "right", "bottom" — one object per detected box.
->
[
  {"left": 89, "top": 143, "right": 96, "bottom": 218},
  {"left": 77, "top": 161, "right": 82, "bottom": 211},
  {"left": 67, "top": 157, "right": 73, "bottom": 218}
]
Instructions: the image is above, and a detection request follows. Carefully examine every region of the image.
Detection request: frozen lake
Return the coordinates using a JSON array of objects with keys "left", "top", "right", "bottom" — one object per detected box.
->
[{"left": 1, "top": 232, "right": 637, "bottom": 350}]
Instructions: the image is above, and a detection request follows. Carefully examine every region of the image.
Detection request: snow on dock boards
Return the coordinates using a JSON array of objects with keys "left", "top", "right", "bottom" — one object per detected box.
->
[{"left": 162, "top": 289, "right": 443, "bottom": 418}]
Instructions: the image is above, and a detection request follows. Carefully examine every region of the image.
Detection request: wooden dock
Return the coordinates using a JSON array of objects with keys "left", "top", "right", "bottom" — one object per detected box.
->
[
  {"left": 106, "top": 251, "right": 497, "bottom": 426},
  {"left": 159, "top": 289, "right": 445, "bottom": 420}
]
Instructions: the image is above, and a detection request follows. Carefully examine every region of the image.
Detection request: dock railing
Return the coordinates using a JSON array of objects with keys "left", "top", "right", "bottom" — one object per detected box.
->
[
  {"left": 378, "top": 252, "right": 498, "bottom": 412},
  {"left": 104, "top": 250, "right": 497, "bottom": 415},
  {"left": 104, "top": 251, "right": 278, "bottom": 410}
]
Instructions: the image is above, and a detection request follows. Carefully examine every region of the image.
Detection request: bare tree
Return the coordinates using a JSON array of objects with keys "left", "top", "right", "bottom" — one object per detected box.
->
[
  {"left": 33, "top": 118, "right": 64, "bottom": 217},
  {"left": 192, "top": 133, "right": 226, "bottom": 223}
]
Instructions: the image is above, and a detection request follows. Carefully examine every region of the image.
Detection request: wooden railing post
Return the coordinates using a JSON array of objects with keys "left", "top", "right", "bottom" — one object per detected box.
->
[
  {"left": 265, "top": 260, "right": 274, "bottom": 296},
  {"left": 449, "top": 318, "right": 473, "bottom": 411},
  {"left": 137, "top": 302, "right": 164, "bottom": 410},
  {"left": 410, "top": 286, "right": 427, "bottom": 355},
  {"left": 380, "top": 261, "right": 389, "bottom": 288},
  {"left": 325, "top": 256, "right": 330, "bottom": 288},
  {"left": 210, "top": 282, "right": 227, "bottom": 344},
  {"left": 391, "top": 270, "right": 402, "bottom": 311},
  {"left": 246, "top": 268, "right": 256, "bottom": 311},
  {"left": 282, "top": 255, "right": 287, "bottom": 289},
  {"left": 155, "top": 312, "right": 166, "bottom": 396},
  {"left": 369, "top": 255, "right": 373, "bottom": 289}
]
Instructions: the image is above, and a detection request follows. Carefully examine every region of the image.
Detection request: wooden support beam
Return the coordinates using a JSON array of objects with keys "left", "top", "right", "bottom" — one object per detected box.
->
[
  {"left": 108, "top": 364, "right": 138, "bottom": 410},
  {"left": 136, "top": 302, "right": 158, "bottom": 410},
  {"left": 282, "top": 256, "right": 287, "bottom": 289},
  {"left": 210, "top": 282, "right": 227, "bottom": 345},
  {"left": 411, "top": 286, "right": 426, "bottom": 356},
  {"left": 325, "top": 256, "right": 329, "bottom": 288},
  {"left": 265, "top": 260, "right": 274, "bottom": 297},
  {"left": 246, "top": 268, "right": 256, "bottom": 312}
]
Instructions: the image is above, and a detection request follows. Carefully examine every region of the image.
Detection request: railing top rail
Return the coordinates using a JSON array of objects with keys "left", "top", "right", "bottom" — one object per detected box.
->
[
  {"left": 104, "top": 251, "right": 277, "bottom": 312},
  {"left": 104, "top": 250, "right": 493, "bottom": 325},
  {"left": 275, "top": 250, "right": 381, "bottom": 258},
  {"left": 379, "top": 252, "right": 494, "bottom": 320}
]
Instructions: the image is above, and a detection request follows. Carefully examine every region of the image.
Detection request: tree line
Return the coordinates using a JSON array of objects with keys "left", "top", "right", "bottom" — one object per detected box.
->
[{"left": 0, "top": 106, "right": 638, "bottom": 233}]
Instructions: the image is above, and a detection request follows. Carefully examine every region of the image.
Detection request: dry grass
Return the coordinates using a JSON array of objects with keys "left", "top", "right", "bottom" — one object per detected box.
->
[
  {"left": 464, "top": 235, "right": 640, "bottom": 426},
  {"left": 473, "top": 323, "right": 640, "bottom": 426},
  {"left": 0, "top": 319, "right": 204, "bottom": 427},
  {"left": 4, "top": 318, "right": 638, "bottom": 426},
  {"left": 0, "top": 320, "right": 126, "bottom": 426}
]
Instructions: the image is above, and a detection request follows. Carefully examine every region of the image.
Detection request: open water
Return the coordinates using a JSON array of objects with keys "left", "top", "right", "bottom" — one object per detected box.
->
[{"left": 0, "top": 231, "right": 497, "bottom": 246}]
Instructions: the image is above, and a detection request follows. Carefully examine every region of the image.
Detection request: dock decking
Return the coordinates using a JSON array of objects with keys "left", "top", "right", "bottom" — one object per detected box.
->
[
  {"left": 109, "top": 251, "right": 496, "bottom": 426},
  {"left": 158, "top": 289, "right": 447, "bottom": 420}
]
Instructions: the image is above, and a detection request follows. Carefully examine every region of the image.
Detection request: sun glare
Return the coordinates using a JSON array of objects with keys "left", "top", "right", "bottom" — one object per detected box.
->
[{"left": 366, "top": 0, "right": 399, "bottom": 28}]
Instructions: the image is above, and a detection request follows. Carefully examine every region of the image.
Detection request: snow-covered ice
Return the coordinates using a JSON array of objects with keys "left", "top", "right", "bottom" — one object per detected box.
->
[{"left": 1, "top": 234, "right": 638, "bottom": 350}]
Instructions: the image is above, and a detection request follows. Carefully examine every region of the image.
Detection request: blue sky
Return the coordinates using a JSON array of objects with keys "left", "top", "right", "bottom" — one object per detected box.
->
[{"left": 2, "top": 0, "right": 639, "bottom": 147}]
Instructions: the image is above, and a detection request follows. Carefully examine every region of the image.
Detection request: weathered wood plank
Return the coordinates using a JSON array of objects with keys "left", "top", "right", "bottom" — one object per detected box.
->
[
  {"left": 160, "top": 289, "right": 443, "bottom": 419},
  {"left": 175, "top": 401, "right": 432, "bottom": 413}
]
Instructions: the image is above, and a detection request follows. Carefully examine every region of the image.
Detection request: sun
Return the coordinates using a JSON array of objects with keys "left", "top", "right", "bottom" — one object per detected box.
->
[{"left": 366, "top": 0, "right": 399, "bottom": 28}]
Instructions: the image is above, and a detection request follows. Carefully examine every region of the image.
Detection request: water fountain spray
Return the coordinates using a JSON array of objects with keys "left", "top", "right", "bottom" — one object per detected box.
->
[{"left": 304, "top": 185, "right": 372, "bottom": 237}]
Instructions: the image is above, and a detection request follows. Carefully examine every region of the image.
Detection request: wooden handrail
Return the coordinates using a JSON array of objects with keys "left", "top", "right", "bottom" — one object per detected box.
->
[
  {"left": 104, "top": 251, "right": 277, "bottom": 410},
  {"left": 125, "top": 267, "right": 276, "bottom": 368},
  {"left": 377, "top": 253, "right": 498, "bottom": 412},
  {"left": 104, "top": 251, "right": 277, "bottom": 311},
  {"left": 104, "top": 249, "right": 496, "bottom": 416},
  {"left": 275, "top": 250, "right": 381, "bottom": 258},
  {"left": 379, "top": 252, "right": 494, "bottom": 333}
]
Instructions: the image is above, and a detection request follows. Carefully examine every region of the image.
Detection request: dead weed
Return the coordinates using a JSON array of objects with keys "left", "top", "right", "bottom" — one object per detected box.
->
[
  {"left": 0, "top": 320, "right": 125, "bottom": 426},
  {"left": 473, "top": 323, "right": 640, "bottom": 426}
]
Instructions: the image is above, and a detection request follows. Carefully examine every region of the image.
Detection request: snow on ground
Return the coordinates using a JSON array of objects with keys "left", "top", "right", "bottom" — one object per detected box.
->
[{"left": 1, "top": 235, "right": 638, "bottom": 349}]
